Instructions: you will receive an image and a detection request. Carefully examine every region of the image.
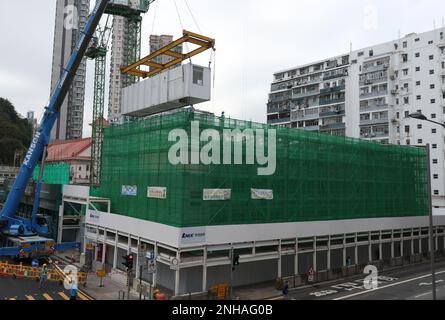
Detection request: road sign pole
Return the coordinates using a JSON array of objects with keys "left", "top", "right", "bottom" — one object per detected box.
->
[{"left": 139, "top": 265, "right": 143, "bottom": 301}]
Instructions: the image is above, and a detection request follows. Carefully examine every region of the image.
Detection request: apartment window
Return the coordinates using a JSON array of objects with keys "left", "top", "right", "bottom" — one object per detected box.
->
[
  {"left": 442, "top": 62, "right": 445, "bottom": 69},
  {"left": 415, "top": 52, "right": 420, "bottom": 58},
  {"left": 404, "top": 97, "right": 409, "bottom": 104},
  {"left": 432, "top": 129, "right": 437, "bottom": 134},
  {"left": 429, "top": 40, "right": 434, "bottom": 45},
  {"left": 396, "top": 112, "right": 400, "bottom": 119},
  {"left": 430, "top": 70, "right": 435, "bottom": 75},
  {"left": 433, "top": 159, "right": 438, "bottom": 164},
  {"left": 396, "top": 98, "right": 400, "bottom": 105},
  {"left": 418, "top": 139, "right": 423, "bottom": 144},
  {"left": 431, "top": 99, "right": 436, "bottom": 104},
  {"left": 432, "top": 144, "right": 438, "bottom": 149},
  {"left": 358, "top": 51, "right": 364, "bottom": 57},
  {"left": 406, "top": 139, "right": 411, "bottom": 145},
  {"left": 417, "top": 124, "right": 422, "bottom": 129},
  {"left": 403, "top": 69, "right": 409, "bottom": 75},
  {"left": 416, "top": 81, "right": 421, "bottom": 86},
  {"left": 397, "top": 126, "right": 400, "bottom": 133},
  {"left": 429, "top": 55, "right": 434, "bottom": 60},
  {"left": 416, "top": 95, "right": 421, "bottom": 100},
  {"left": 405, "top": 111, "right": 409, "bottom": 118},
  {"left": 434, "top": 174, "right": 439, "bottom": 179},
  {"left": 434, "top": 190, "right": 439, "bottom": 195},
  {"left": 193, "top": 66, "right": 204, "bottom": 85},
  {"left": 441, "top": 32, "right": 444, "bottom": 40},
  {"left": 432, "top": 114, "right": 437, "bottom": 119},
  {"left": 415, "top": 38, "right": 420, "bottom": 42},
  {"left": 403, "top": 41, "right": 407, "bottom": 48},
  {"left": 405, "top": 125, "right": 410, "bottom": 133},
  {"left": 369, "top": 50, "right": 374, "bottom": 57},
  {"left": 431, "top": 84, "right": 435, "bottom": 89},
  {"left": 416, "top": 67, "right": 420, "bottom": 72}
]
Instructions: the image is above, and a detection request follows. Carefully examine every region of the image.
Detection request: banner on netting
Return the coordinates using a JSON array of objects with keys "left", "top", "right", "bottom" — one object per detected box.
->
[
  {"left": 251, "top": 189, "right": 274, "bottom": 200},
  {"left": 121, "top": 185, "right": 137, "bottom": 196},
  {"left": 147, "top": 187, "right": 167, "bottom": 199},
  {"left": 203, "top": 189, "right": 231, "bottom": 201}
]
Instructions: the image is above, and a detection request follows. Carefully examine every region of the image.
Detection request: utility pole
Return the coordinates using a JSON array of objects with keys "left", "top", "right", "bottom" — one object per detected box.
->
[
  {"left": 426, "top": 144, "right": 437, "bottom": 300},
  {"left": 230, "top": 247, "right": 234, "bottom": 300}
]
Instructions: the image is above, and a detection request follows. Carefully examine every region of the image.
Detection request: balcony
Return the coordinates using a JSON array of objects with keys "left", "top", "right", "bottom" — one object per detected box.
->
[
  {"left": 359, "top": 104, "right": 388, "bottom": 113},
  {"left": 319, "top": 97, "right": 345, "bottom": 106},
  {"left": 291, "top": 110, "right": 320, "bottom": 122},
  {"left": 320, "top": 123, "right": 346, "bottom": 131},
  {"left": 359, "top": 118, "right": 389, "bottom": 126},
  {"left": 268, "top": 117, "right": 290, "bottom": 125},
  {"left": 267, "top": 103, "right": 290, "bottom": 114},
  {"left": 360, "top": 90, "right": 388, "bottom": 99},
  {"left": 320, "top": 85, "right": 346, "bottom": 94},
  {"left": 323, "top": 71, "right": 348, "bottom": 81},
  {"left": 304, "top": 125, "right": 320, "bottom": 131},
  {"left": 362, "top": 63, "right": 390, "bottom": 73},
  {"left": 292, "top": 90, "right": 320, "bottom": 100},
  {"left": 319, "top": 109, "right": 345, "bottom": 118},
  {"left": 360, "top": 77, "right": 388, "bottom": 86}
]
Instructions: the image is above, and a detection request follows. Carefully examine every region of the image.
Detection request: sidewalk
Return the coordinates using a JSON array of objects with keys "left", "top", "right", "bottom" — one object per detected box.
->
[{"left": 52, "top": 250, "right": 142, "bottom": 300}]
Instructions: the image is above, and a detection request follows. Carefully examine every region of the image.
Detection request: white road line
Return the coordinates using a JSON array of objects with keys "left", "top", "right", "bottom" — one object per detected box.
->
[
  {"left": 334, "top": 270, "right": 445, "bottom": 300},
  {"left": 414, "top": 292, "right": 431, "bottom": 299}
]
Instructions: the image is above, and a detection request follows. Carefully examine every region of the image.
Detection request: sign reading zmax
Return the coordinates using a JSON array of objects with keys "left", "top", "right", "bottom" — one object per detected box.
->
[{"left": 180, "top": 227, "right": 206, "bottom": 245}]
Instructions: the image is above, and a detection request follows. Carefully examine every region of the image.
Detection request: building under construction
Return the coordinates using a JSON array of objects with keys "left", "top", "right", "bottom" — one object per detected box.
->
[{"left": 79, "top": 108, "right": 445, "bottom": 296}]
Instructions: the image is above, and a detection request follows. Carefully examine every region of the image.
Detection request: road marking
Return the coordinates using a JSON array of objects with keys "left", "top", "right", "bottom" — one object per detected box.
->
[
  {"left": 77, "top": 291, "right": 89, "bottom": 300},
  {"left": 58, "top": 292, "right": 70, "bottom": 300},
  {"left": 25, "top": 295, "right": 35, "bottom": 300},
  {"left": 9, "top": 298, "right": 16, "bottom": 300},
  {"left": 268, "top": 296, "right": 284, "bottom": 300},
  {"left": 334, "top": 270, "right": 445, "bottom": 300},
  {"left": 414, "top": 292, "right": 431, "bottom": 299},
  {"left": 43, "top": 293, "right": 54, "bottom": 300}
]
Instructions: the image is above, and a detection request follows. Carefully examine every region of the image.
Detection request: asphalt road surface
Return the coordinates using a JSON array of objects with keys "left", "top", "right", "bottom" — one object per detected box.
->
[{"left": 287, "top": 261, "right": 445, "bottom": 300}]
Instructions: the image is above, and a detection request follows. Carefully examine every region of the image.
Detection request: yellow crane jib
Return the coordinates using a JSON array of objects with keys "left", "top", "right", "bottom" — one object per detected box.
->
[{"left": 120, "top": 30, "right": 215, "bottom": 79}]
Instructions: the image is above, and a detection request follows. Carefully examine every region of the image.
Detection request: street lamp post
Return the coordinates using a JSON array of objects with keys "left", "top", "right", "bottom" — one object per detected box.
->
[{"left": 409, "top": 112, "right": 441, "bottom": 300}]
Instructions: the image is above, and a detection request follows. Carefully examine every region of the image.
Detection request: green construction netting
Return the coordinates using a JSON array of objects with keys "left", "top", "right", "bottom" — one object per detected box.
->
[
  {"left": 91, "top": 111, "right": 429, "bottom": 228},
  {"left": 33, "top": 163, "right": 70, "bottom": 185}
]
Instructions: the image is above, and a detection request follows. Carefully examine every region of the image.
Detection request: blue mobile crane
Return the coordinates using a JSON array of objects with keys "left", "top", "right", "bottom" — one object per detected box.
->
[{"left": 0, "top": 0, "right": 110, "bottom": 259}]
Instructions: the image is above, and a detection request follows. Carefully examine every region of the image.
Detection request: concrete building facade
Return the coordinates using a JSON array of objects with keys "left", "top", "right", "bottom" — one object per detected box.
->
[
  {"left": 149, "top": 35, "right": 183, "bottom": 71},
  {"left": 50, "top": 0, "right": 90, "bottom": 141},
  {"left": 268, "top": 28, "right": 445, "bottom": 206}
]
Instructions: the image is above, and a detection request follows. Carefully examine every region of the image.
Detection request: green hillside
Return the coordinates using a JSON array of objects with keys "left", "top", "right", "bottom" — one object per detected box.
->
[{"left": 0, "top": 98, "right": 32, "bottom": 165}]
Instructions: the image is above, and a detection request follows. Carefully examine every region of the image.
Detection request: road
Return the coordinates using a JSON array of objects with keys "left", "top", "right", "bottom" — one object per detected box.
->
[{"left": 286, "top": 261, "right": 445, "bottom": 300}]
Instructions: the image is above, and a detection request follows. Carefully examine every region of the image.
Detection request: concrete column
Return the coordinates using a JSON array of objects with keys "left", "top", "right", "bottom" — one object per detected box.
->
[
  {"left": 113, "top": 233, "right": 118, "bottom": 269},
  {"left": 57, "top": 202, "right": 64, "bottom": 243},
  {"left": 379, "top": 232, "right": 383, "bottom": 261},
  {"left": 313, "top": 238, "right": 317, "bottom": 271},
  {"left": 391, "top": 235, "right": 395, "bottom": 259},
  {"left": 368, "top": 238, "right": 372, "bottom": 263},
  {"left": 327, "top": 236, "right": 331, "bottom": 270},
  {"left": 127, "top": 236, "right": 132, "bottom": 255},
  {"left": 411, "top": 238, "right": 414, "bottom": 255},
  {"left": 278, "top": 240, "right": 282, "bottom": 278},
  {"left": 202, "top": 247, "right": 207, "bottom": 292},
  {"left": 174, "top": 251, "right": 181, "bottom": 296},
  {"left": 294, "top": 239, "right": 299, "bottom": 276},
  {"left": 153, "top": 243, "right": 158, "bottom": 287},
  {"left": 354, "top": 234, "right": 358, "bottom": 265},
  {"left": 419, "top": 235, "right": 422, "bottom": 254},
  {"left": 343, "top": 235, "right": 347, "bottom": 266},
  {"left": 400, "top": 237, "right": 404, "bottom": 258},
  {"left": 101, "top": 229, "right": 106, "bottom": 265},
  {"left": 136, "top": 238, "right": 141, "bottom": 279},
  {"left": 435, "top": 229, "right": 438, "bottom": 252}
]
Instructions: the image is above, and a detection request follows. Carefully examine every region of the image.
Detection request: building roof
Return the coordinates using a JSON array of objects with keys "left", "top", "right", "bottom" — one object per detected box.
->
[{"left": 47, "top": 137, "right": 92, "bottom": 163}]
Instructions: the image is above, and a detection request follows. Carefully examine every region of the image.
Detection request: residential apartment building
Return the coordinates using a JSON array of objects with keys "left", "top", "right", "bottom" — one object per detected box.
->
[
  {"left": 268, "top": 28, "right": 445, "bottom": 206},
  {"left": 50, "top": 0, "right": 90, "bottom": 141},
  {"left": 149, "top": 35, "right": 183, "bottom": 71}
]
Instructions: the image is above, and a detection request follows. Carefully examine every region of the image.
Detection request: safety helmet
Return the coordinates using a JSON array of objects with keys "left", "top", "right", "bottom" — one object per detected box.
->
[{"left": 43, "top": 264, "right": 47, "bottom": 267}]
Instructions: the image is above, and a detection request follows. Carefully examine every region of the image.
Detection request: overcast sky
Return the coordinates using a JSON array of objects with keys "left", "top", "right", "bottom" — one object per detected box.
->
[{"left": 1, "top": 0, "right": 445, "bottom": 137}]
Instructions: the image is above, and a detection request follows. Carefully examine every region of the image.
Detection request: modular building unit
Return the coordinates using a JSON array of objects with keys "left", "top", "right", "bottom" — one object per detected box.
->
[{"left": 121, "top": 63, "right": 211, "bottom": 117}]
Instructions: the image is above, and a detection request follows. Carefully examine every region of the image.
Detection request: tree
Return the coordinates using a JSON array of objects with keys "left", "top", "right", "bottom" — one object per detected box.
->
[{"left": 0, "top": 98, "right": 32, "bottom": 165}]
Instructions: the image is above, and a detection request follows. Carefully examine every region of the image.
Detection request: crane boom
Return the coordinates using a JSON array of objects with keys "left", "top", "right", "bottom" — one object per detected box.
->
[{"left": 0, "top": 0, "right": 110, "bottom": 235}]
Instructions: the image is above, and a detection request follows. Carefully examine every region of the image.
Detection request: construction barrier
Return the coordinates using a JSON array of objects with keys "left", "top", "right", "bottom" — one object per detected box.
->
[{"left": 0, "top": 262, "right": 87, "bottom": 284}]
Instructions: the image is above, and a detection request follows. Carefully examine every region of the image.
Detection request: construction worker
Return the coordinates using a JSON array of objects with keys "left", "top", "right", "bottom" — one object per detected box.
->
[{"left": 39, "top": 264, "right": 48, "bottom": 289}]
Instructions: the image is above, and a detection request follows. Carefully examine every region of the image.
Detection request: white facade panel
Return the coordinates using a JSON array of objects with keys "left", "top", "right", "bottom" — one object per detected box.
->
[{"left": 121, "top": 63, "right": 211, "bottom": 117}]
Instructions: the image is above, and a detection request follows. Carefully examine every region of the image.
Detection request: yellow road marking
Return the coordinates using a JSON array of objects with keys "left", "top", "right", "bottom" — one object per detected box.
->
[
  {"left": 25, "top": 295, "right": 35, "bottom": 300},
  {"left": 77, "top": 291, "right": 89, "bottom": 300},
  {"left": 268, "top": 296, "right": 284, "bottom": 300},
  {"left": 58, "top": 292, "right": 70, "bottom": 300},
  {"left": 43, "top": 293, "right": 53, "bottom": 300}
]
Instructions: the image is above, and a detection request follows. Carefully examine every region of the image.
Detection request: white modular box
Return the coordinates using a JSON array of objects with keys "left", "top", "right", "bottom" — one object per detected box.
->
[{"left": 121, "top": 63, "right": 211, "bottom": 117}]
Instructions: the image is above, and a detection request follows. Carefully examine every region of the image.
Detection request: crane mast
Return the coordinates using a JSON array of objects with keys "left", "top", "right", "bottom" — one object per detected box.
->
[{"left": 0, "top": 0, "right": 110, "bottom": 236}]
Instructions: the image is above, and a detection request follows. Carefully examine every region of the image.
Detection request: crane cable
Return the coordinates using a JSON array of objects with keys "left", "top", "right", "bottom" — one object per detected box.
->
[{"left": 183, "top": 0, "right": 202, "bottom": 34}]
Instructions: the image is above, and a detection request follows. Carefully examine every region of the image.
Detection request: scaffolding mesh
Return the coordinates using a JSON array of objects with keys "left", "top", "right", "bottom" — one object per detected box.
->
[
  {"left": 33, "top": 163, "right": 70, "bottom": 185},
  {"left": 91, "top": 111, "right": 429, "bottom": 228}
]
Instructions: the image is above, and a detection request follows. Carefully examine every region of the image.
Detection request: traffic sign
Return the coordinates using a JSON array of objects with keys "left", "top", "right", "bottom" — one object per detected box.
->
[
  {"left": 170, "top": 258, "right": 179, "bottom": 270},
  {"left": 308, "top": 267, "right": 316, "bottom": 282},
  {"left": 146, "top": 251, "right": 155, "bottom": 261},
  {"left": 31, "top": 259, "right": 39, "bottom": 268}
]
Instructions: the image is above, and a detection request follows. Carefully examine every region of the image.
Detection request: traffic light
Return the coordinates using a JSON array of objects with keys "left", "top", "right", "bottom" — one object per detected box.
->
[
  {"left": 232, "top": 254, "right": 240, "bottom": 267},
  {"left": 122, "top": 254, "right": 134, "bottom": 270}
]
